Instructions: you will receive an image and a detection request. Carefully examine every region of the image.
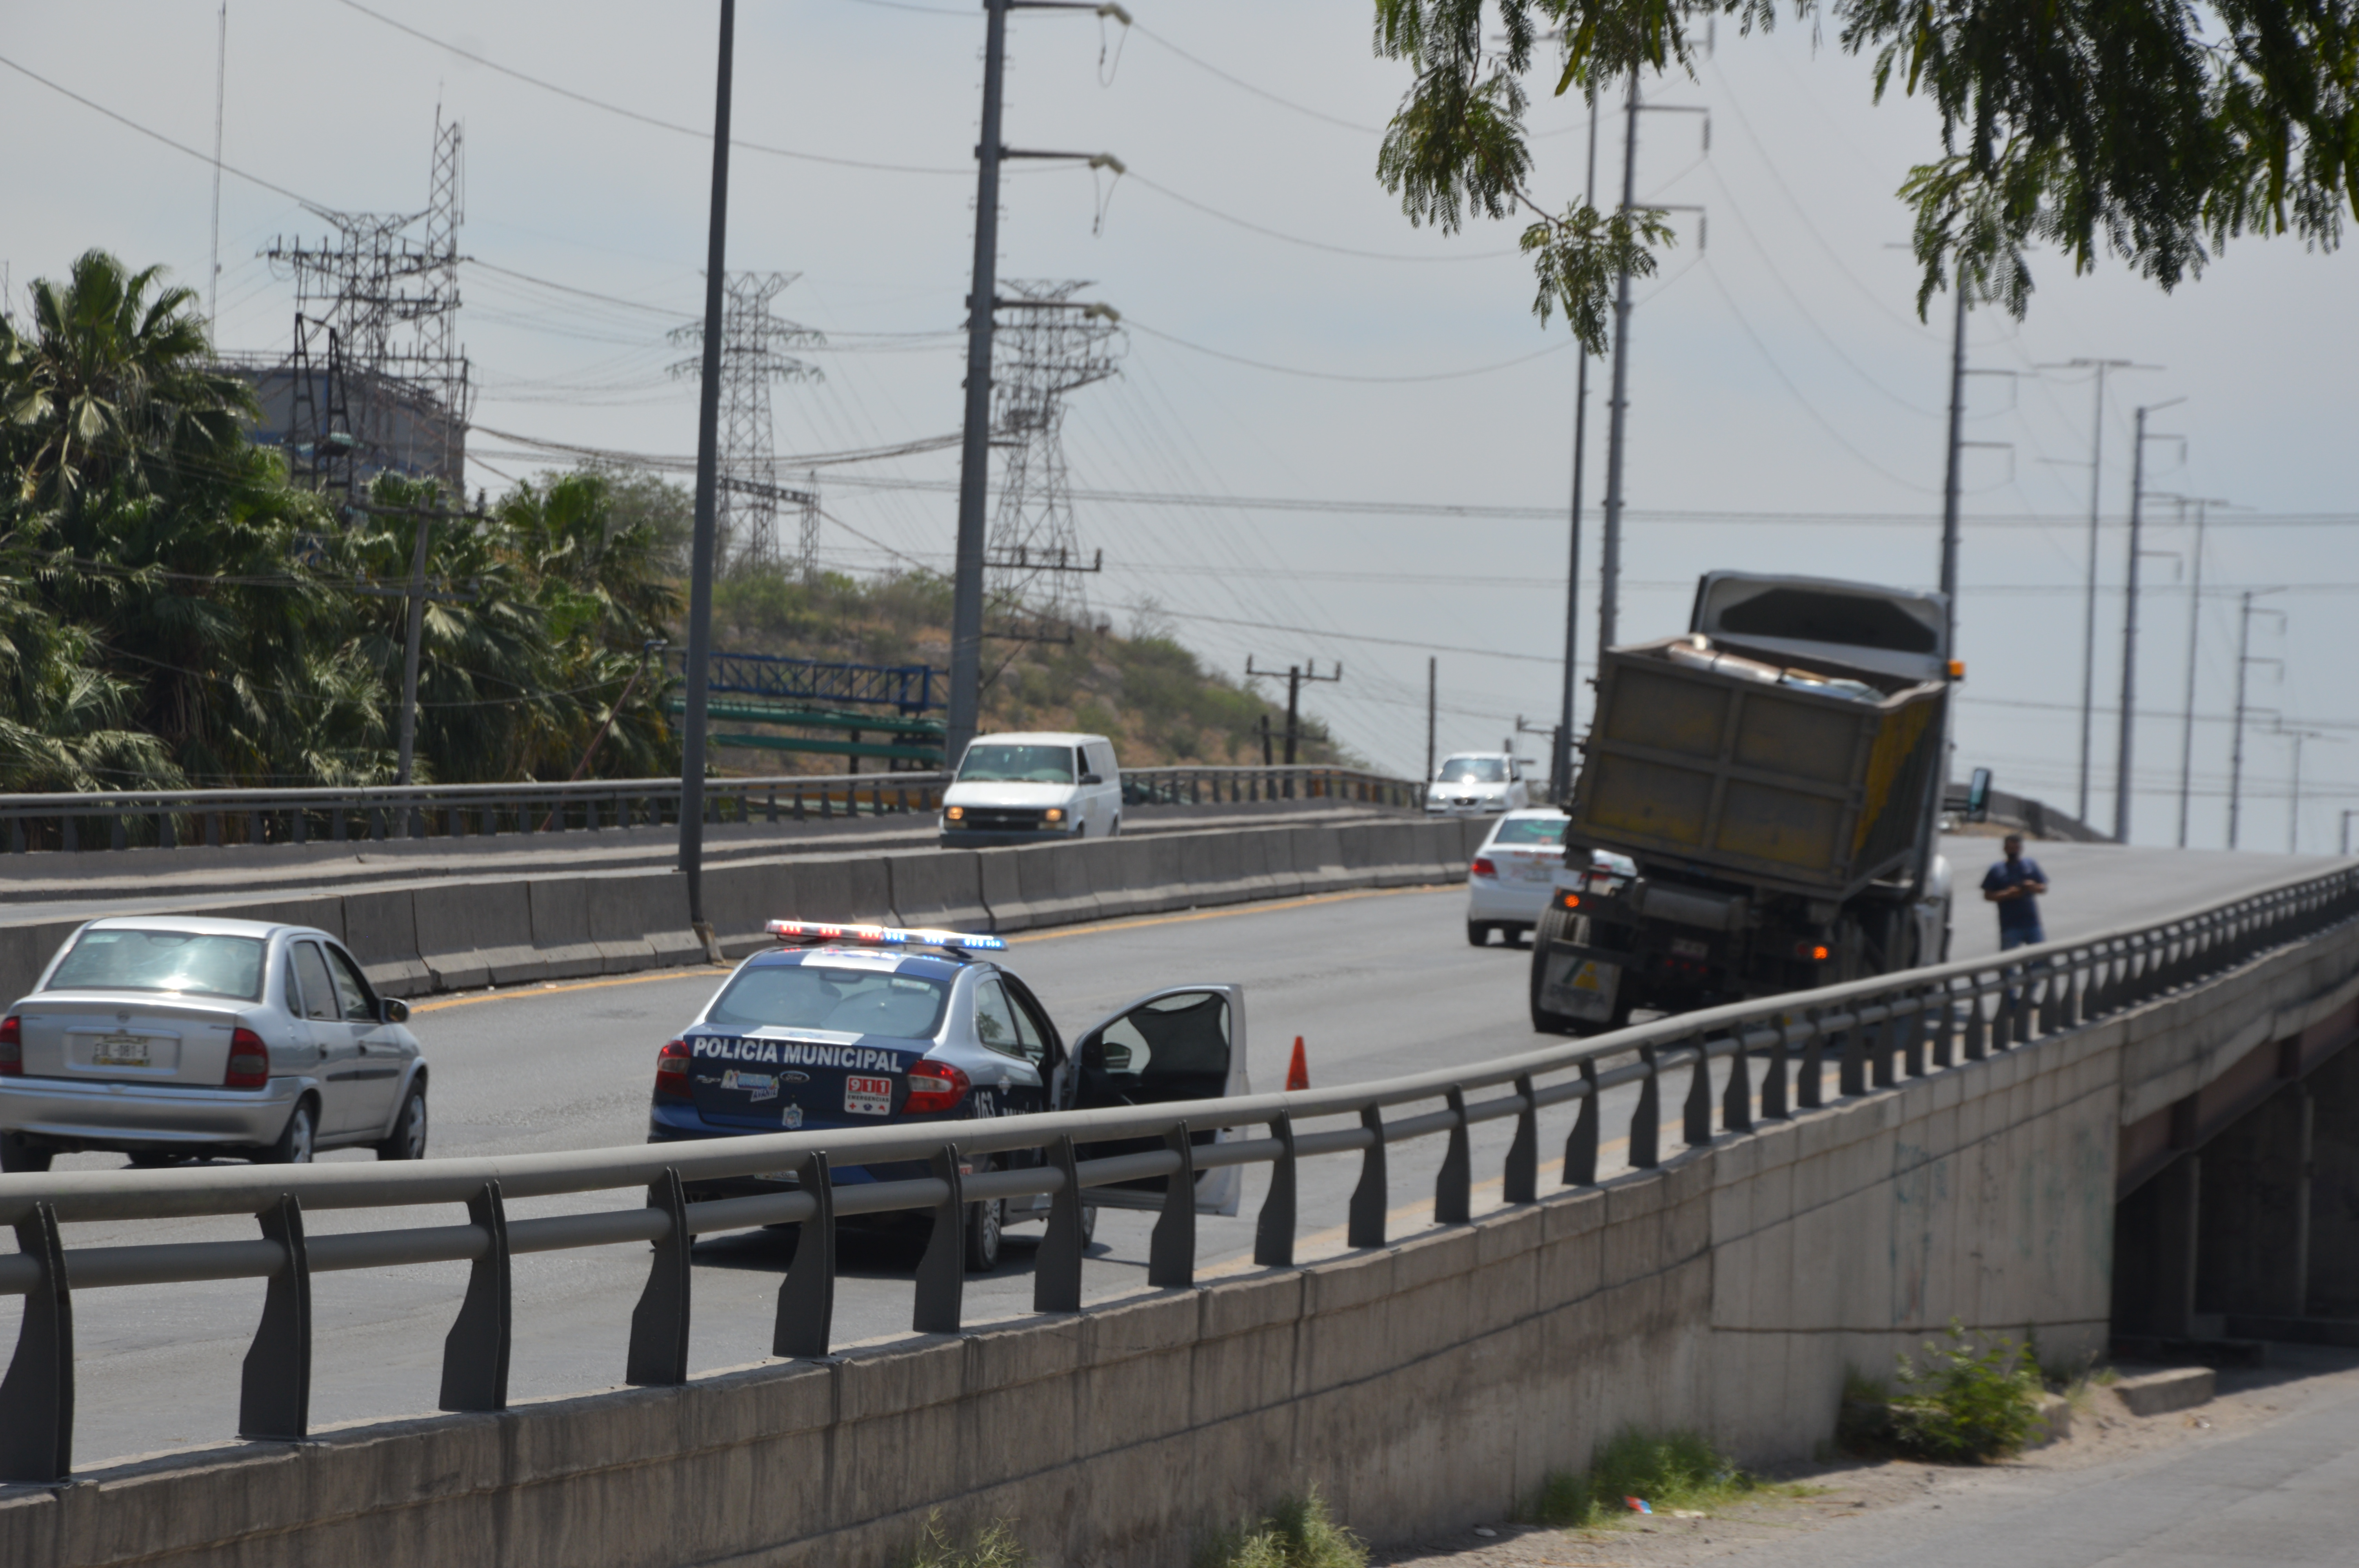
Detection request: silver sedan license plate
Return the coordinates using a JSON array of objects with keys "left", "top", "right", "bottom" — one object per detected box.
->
[{"left": 94, "top": 1032, "right": 151, "bottom": 1067}]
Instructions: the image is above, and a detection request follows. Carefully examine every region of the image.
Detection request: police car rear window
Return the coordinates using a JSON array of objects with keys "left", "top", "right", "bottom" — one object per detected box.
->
[{"left": 706, "top": 965, "right": 950, "bottom": 1039}]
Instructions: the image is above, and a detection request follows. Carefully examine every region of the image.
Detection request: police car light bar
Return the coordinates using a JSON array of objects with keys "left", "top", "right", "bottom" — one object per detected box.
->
[{"left": 765, "top": 920, "right": 1007, "bottom": 952}]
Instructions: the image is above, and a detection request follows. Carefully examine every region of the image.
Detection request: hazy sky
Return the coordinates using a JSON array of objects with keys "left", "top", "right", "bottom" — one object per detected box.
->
[{"left": 4, "top": 2, "right": 2354, "bottom": 851}]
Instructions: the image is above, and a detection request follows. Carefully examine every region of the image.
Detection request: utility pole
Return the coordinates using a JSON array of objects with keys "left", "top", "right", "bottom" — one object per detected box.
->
[
  {"left": 946, "top": 0, "right": 1118, "bottom": 769},
  {"left": 1937, "top": 286, "right": 1968, "bottom": 641},
  {"left": 1555, "top": 92, "right": 1601, "bottom": 805},
  {"left": 678, "top": 0, "right": 737, "bottom": 945},
  {"left": 2273, "top": 725, "right": 2335, "bottom": 854},
  {"left": 2229, "top": 590, "right": 2286, "bottom": 850},
  {"left": 395, "top": 505, "right": 431, "bottom": 786},
  {"left": 2341, "top": 808, "right": 2357, "bottom": 857},
  {"left": 1596, "top": 69, "right": 1641, "bottom": 664},
  {"left": 1246, "top": 657, "right": 1341, "bottom": 767},
  {"left": 1425, "top": 656, "right": 1437, "bottom": 783},
  {"left": 2114, "top": 397, "right": 2186, "bottom": 843},
  {"left": 2039, "top": 358, "right": 2158, "bottom": 825},
  {"left": 2175, "top": 497, "right": 2231, "bottom": 847}
]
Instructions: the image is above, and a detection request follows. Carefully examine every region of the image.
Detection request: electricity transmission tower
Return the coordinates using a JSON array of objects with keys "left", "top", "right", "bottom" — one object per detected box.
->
[
  {"left": 265, "top": 113, "right": 471, "bottom": 500},
  {"left": 987, "top": 279, "right": 1120, "bottom": 632},
  {"left": 669, "top": 272, "right": 822, "bottom": 575}
]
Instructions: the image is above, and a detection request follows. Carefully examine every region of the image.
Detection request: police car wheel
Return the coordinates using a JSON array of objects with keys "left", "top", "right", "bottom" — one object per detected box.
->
[{"left": 964, "top": 1194, "right": 1004, "bottom": 1272}]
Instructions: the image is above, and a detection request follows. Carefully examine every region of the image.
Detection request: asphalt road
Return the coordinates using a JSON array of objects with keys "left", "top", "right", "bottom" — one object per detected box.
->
[{"left": 17, "top": 836, "right": 2340, "bottom": 1470}]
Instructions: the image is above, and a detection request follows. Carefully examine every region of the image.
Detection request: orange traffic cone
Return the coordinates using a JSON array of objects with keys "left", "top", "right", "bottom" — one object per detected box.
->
[{"left": 1285, "top": 1035, "right": 1310, "bottom": 1092}]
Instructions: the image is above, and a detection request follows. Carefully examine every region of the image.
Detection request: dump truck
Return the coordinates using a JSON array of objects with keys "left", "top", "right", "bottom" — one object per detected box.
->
[{"left": 1530, "top": 572, "right": 1955, "bottom": 1034}]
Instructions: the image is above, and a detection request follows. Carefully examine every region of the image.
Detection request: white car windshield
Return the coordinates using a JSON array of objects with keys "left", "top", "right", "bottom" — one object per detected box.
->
[
  {"left": 705, "top": 963, "right": 951, "bottom": 1040},
  {"left": 959, "top": 744, "right": 1075, "bottom": 784},
  {"left": 1437, "top": 757, "right": 1509, "bottom": 783},
  {"left": 48, "top": 930, "right": 267, "bottom": 1002}
]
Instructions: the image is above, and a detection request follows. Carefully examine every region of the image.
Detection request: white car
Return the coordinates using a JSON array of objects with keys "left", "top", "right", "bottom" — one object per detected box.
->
[
  {"left": 1425, "top": 751, "right": 1534, "bottom": 816},
  {"left": 1466, "top": 810, "right": 1635, "bottom": 946},
  {"left": 938, "top": 731, "right": 1122, "bottom": 847}
]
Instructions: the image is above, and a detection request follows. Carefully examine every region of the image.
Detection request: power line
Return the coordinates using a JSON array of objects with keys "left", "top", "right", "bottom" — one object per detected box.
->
[{"left": 1124, "top": 319, "right": 1577, "bottom": 383}]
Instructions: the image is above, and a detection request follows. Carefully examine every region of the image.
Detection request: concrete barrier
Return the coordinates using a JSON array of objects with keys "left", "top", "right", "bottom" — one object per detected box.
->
[
  {"left": 525, "top": 878, "right": 605, "bottom": 982},
  {"left": 1171, "top": 828, "right": 1256, "bottom": 909},
  {"left": 998, "top": 843, "right": 1103, "bottom": 929},
  {"left": 1289, "top": 825, "right": 1354, "bottom": 897},
  {"left": 0, "top": 919, "right": 86, "bottom": 1007},
  {"left": 340, "top": 889, "right": 427, "bottom": 997},
  {"left": 410, "top": 881, "right": 537, "bottom": 993},
  {"left": 700, "top": 860, "right": 795, "bottom": 960},
  {"left": 885, "top": 851, "right": 990, "bottom": 933},
  {"left": 777, "top": 856, "right": 895, "bottom": 929},
  {"left": 1083, "top": 837, "right": 1176, "bottom": 922}
]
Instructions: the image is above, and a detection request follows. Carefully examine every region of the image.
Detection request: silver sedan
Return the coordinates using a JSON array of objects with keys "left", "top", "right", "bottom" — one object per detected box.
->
[{"left": 0, "top": 916, "right": 427, "bottom": 1171}]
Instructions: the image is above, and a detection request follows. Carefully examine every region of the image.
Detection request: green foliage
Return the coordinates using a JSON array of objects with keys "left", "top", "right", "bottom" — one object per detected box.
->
[
  {"left": 900, "top": 1513, "right": 1027, "bottom": 1568},
  {"left": 1369, "top": 0, "right": 2357, "bottom": 324},
  {"left": 1884, "top": 1321, "right": 2044, "bottom": 1462},
  {"left": 1199, "top": 1491, "right": 1367, "bottom": 1568},
  {"left": 1521, "top": 1428, "right": 1754, "bottom": 1528},
  {"left": 0, "top": 251, "right": 685, "bottom": 794}
]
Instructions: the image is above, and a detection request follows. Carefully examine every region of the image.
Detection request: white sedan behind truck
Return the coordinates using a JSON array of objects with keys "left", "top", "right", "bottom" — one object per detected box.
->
[{"left": 1466, "top": 809, "right": 1634, "bottom": 946}]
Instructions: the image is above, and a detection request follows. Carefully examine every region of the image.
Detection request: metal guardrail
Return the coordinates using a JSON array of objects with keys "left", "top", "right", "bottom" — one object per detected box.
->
[
  {"left": 1121, "top": 765, "right": 1419, "bottom": 808},
  {"left": 0, "top": 773, "right": 952, "bottom": 855},
  {"left": 0, "top": 768, "right": 1412, "bottom": 857},
  {"left": 2, "top": 862, "right": 2354, "bottom": 1480}
]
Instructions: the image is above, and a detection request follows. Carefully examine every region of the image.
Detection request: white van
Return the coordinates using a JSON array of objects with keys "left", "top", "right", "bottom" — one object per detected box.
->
[{"left": 939, "top": 732, "right": 1123, "bottom": 847}]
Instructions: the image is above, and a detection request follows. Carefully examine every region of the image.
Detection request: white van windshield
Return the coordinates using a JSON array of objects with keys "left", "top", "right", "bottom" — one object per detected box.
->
[
  {"left": 1437, "top": 756, "right": 1508, "bottom": 783},
  {"left": 959, "top": 744, "right": 1075, "bottom": 784}
]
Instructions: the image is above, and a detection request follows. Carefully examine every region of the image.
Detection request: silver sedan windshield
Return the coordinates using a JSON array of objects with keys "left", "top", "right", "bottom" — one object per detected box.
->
[{"left": 45, "top": 930, "right": 266, "bottom": 1002}]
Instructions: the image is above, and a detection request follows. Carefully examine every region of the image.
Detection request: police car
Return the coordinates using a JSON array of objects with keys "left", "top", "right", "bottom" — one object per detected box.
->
[{"left": 647, "top": 920, "right": 1249, "bottom": 1271}]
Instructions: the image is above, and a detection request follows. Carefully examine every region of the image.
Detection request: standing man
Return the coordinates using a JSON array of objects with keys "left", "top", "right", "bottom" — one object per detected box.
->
[{"left": 1982, "top": 833, "right": 2050, "bottom": 949}]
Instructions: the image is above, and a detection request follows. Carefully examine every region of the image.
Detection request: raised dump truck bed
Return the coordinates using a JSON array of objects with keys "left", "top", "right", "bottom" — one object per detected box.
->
[{"left": 1567, "top": 636, "right": 1947, "bottom": 903}]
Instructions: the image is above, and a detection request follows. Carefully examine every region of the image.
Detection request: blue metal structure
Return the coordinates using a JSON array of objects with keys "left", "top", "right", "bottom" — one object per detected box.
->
[{"left": 682, "top": 652, "right": 940, "bottom": 716}]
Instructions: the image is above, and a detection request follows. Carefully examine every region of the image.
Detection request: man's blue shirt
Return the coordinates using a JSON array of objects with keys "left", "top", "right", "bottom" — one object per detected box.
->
[{"left": 1982, "top": 856, "right": 2047, "bottom": 932}]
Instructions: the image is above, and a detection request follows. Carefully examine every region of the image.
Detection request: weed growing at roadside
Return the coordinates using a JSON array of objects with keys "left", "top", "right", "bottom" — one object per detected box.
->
[
  {"left": 1198, "top": 1491, "right": 1367, "bottom": 1568},
  {"left": 903, "top": 1512, "right": 1027, "bottom": 1568},
  {"left": 1885, "top": 1321, "right": 2043, "bottom": 1462},
  {"left": 1519, "top": 1429, "right": 1757, "bottom": 1529}
]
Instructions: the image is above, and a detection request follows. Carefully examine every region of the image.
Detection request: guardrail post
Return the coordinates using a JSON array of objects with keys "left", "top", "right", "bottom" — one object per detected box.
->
[
  {"left": 1838, "top": 1010, "right": 1866, "bottom": 1096},
  {"left": 1254, "top": 1112, "right": 1299, "bottom": 1266},
  {"left": 774, "top": 1152, "right": 836, "bottom": 1357},
  {"left": 1868, "top": 1004, "right": 1896, "bottom": 1089},
  {"left": 1436, "top": 1087, "right": 1472, "bottom": 1223},
  {"left": 625, "top": 1169, "right": 692, "bottom": 1385},
  {"left": 1034, "top": 1136, "right": 1087, "bottom": 1311},
  {"left": 439, "top": 1181, "right": 511, "bottom": 1412},
  {"left": 0, "top": 1202, "right": 73, "bottom": 1483},
  {"left": 1760, "top": 1020, "right": 1791, "bottom": 1119},
  {"left": 1150, "top": 1123, "right": 1196, "bottom": 1287},
  {"left": 1683, "top": 1036, "right": 1714, "bottom": 1146},
  {"left": 1631, "top": 1045, "right": 1661, "bottom": 1168},
  {"left": 1504, "top": 1074, "right": 1538, "bottom": 1204},
  {"left": 912, "top": 1145, "right": 965, "bottom": 1333},
  {"left": 1901, "top": 989, "right": 1928, "bottom": 1078},
  {"left": 239, "top": 1195, "right": 312, "bottom": 1440},
  {"left": 1348, "top": 1105, "right": 1388, "bottom": 1247},
  {"left": 1797, "top": 1013, "right": 1826, "bottom": 1110},
  {"left": 1565, "top": 1058, "right": 1601, "bottom": 1182},
  {"left": 1963, "top": 982, "right": 1989, "bottom": 1060},
  {"left": 1721, "top": 1029, "right": 1754, "bottom": 1133}
]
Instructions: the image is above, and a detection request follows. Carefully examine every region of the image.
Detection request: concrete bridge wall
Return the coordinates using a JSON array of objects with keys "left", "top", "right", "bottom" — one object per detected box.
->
[{"left": 19, "top": 905, "right": 2355, "bottom": 1566}]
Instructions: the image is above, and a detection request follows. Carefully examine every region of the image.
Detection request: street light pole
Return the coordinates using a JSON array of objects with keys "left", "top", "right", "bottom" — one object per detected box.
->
[
  {"left": 1554, "top": 92, "right": 1601, "bottom": 807},
  {"left": 677, "top": 0, "right": 737, "bottom": 947},
  {"left": 1595, "top": 69, "right": 1641, "bottom": 664}
]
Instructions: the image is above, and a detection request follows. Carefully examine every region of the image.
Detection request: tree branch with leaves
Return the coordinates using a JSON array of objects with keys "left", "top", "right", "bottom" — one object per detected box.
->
[{"left": 1371, "top": 0, "right": 2354, "bottom": 324}]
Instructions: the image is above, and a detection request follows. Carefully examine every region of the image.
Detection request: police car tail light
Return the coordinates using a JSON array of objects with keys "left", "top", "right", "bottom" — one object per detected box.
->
[
  {"left": 765, "top": 919, "right": 1007, "bottom": 952},
  {"left": 654, "top": 1038, "right": 692, "bottom": 1100},
  {"left": 902, "top": 1058, "right": 971, "bottom": 1114},
  {"left": 224, "top": 1027, "right": 270, "bottom": 1090},
  {"left": 1470, "top": 857, "right": 1496, "bottom": 878},
  {"left": 0, "top": 1014, "right": 20, "bottom": 1075}
]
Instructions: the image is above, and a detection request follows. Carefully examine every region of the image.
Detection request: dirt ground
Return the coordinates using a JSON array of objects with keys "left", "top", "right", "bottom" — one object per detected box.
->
[{"left": 1368, "top": 1346, "right": 2359, "bottom": 1567}]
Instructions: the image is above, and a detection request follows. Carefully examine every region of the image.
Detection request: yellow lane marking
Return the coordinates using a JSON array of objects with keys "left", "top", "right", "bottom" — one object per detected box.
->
[{"left": 410, "top": 882, "right": 1456, "bottom": 1013}]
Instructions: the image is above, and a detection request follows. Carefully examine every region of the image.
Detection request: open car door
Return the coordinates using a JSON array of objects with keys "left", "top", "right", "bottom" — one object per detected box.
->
[{"left": 1067, "top": 983, "right": 1249, "bottom": 1216}]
